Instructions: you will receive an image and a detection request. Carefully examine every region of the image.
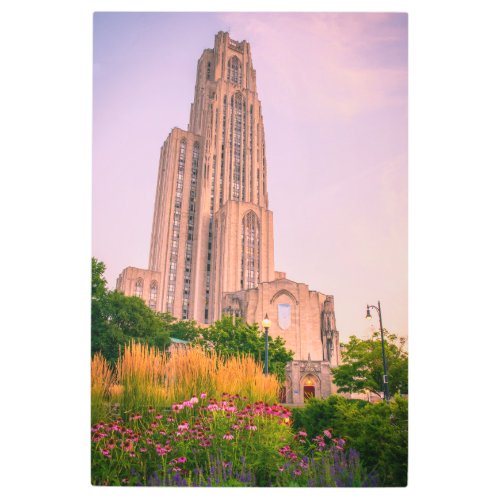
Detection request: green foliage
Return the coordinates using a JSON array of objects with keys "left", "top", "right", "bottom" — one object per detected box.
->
[
  {"left": 91, "top": 258, "right": 172, "bottom": 363},
  {"left": 193, "top": 316, "right": 294, "bottom": 382},
  {"left": 91, "top": 258, "right": 293, "bottom": 379},
  {"left": 292, "top": 395, "right": 408, "bottom": 486},
  {"left": 332, "top": 331, "right": 408, "bottom": 398},
  {"left": 157, "top": 312, "right": 200, "bottom": 343}
]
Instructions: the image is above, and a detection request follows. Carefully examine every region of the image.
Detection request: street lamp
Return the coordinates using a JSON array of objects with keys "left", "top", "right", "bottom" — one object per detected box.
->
[
  {"left": 262, "top": 314, "right": 271, "bottom": 375},
  {"left": 366, "top": 301, "right": 390, "bottom": 402}
]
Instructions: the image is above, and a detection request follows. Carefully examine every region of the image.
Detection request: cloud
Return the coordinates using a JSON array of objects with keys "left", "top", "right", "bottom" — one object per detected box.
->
[{"left": 217, "top": 13, "right": 407, "bottom": 119}]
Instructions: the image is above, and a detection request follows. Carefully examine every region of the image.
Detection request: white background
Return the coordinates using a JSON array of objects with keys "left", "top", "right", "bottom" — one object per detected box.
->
[{"left": 1, "top": 0, "right": 499, "bottom": 498}]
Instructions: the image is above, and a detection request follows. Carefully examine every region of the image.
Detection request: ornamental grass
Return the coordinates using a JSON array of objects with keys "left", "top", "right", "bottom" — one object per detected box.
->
[
  {"left": 91, "top": 342, "right": 280, "bottom": 423},
  {"left": 91, "top": 352, "right": 116, "bottom": 422}
]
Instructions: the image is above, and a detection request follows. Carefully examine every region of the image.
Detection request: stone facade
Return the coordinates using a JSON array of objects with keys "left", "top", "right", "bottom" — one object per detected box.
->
[{"left": 116, "top": 32, "right": 340, "bottom": 402}]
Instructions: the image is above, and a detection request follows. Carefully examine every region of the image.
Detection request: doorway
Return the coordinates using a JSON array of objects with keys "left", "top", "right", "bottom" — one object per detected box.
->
[{"left": 304, "top": 385, "right": 315, "bottom": 399}]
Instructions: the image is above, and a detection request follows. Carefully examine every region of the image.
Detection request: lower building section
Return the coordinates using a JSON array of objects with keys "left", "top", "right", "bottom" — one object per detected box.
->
[
  {"left": 283, "top": 357, "right": 336, "bottom": 404},
  {"left": 116, "top": 267, "right": 161, "bottom": 311},
  {"left": 222, "top": 274, "right": 341, "bottom": 403}
]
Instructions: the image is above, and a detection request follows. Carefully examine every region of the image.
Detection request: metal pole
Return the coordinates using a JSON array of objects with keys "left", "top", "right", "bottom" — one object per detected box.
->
[
  {"left": 264, "top": 327, "right": 269, "bottom": 375},
  {"left": 378, "top": 301, "right": 390, "bottom": 402}
]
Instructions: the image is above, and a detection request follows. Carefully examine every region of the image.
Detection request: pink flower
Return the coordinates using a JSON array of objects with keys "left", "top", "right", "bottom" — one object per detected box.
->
[
  {"left": 101, "top": 449, "right": 110, "bottom": 456},
  {"left": 323, "top": 429, "right": 332, "bottom": 439},
  {"left": 298, "top": 430, "right": 307, "bottom": 437},
  {"left": 200, "top": 393, "right": 207, "bottom": 399},
  {"left": 190, "top": 396, "right": 199, "bottom": 404},
  {"left": 155, "top": 414, "right": 163, "bottom": 420},
  {"left": 156, "top": 447, "right": 168, "bottom": 456},
  {"left": 246, "top": 424, "right": 257, "bottom": 431},
  {"left": 176, "top": 456, "right": 187, "bottom": 463},
  {"left": 223, "top": 433, "right": 234, "bottom": 440},
  {"left": 207, "top": 403, "right": 219, "bottom": 411},
  {"left": 140, "top": 447, "right": 147, "bottom": 453},
  {"left": 172, "top": 403, "right": 183, "bottom": 412},
  {"left": 278, "top": 466, "right": 284, "bottom": 472},
  {"left": 293, "top": 469, "right": 302, "bottom": 476},
  {"left": 177, "top": 422, "right": 189, "bottom": 431}
]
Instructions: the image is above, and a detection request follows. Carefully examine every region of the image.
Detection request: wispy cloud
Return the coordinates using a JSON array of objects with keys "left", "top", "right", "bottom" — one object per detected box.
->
[{"left": 218, "top": 13, "right": 407, "bottom": 118}]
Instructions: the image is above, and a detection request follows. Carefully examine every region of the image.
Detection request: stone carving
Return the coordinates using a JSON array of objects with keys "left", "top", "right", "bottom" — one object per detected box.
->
[{"left": 300, "top": 353, "right": 321, "bottom": 373}]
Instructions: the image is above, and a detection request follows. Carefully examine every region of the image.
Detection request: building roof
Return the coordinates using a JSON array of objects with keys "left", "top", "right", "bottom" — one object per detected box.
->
[{"left": 170, "top": 337, "right": 189, "bottom": 344}]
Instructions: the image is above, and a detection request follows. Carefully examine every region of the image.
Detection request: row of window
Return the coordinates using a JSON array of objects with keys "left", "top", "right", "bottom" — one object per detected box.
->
[
  {"left": 182, "top": 143, "right": 200, "bottom": 319},
  {"left": 134, "top": 279, "right": 158, "bottom": 310},
  {"left": 166, "top": 140, "right": 187, "bottom": 313},
  {"left": 204, "top": 154, "right": 217, "bottom": 323}
]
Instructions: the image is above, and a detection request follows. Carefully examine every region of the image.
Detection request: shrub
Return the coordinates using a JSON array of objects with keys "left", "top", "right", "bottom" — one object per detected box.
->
[{"left": 292, "top": 395, "right": 407, "bottom": 486}]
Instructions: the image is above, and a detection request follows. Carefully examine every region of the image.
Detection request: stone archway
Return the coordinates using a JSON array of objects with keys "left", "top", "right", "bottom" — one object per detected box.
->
[{"left": 301, "top": 373, "right": 321, "bottom": 402}]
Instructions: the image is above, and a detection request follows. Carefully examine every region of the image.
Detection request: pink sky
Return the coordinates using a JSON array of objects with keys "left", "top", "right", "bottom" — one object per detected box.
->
[{"left": 93, "top": 12, "right": 407, "bottom": 342}]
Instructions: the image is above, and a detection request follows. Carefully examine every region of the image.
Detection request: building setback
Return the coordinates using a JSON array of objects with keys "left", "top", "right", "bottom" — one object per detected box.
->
[{"left": 117, "top": 32, "right": 340, "bottom": 403}]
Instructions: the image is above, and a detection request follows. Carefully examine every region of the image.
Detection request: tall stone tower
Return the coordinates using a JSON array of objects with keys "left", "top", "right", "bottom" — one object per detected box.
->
[
  {"left": 117, "top": 32, "right": 340, "bottom": 403},
  {"left": 118, "top": 32, "right": 274, "bottom": 323}
]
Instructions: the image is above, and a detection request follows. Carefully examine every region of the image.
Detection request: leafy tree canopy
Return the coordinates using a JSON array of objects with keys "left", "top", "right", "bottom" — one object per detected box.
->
[
  {"left": 331, "top": 331, "right": 408, "bottom": 399},
  {"left": 91, "top": 258, "right": 172, "bottom": 362}
]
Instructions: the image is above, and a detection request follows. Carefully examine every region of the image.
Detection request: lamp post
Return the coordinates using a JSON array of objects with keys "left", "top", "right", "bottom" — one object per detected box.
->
[
  {"left": 262, "top": 314, "right": 271, "bottom": 375},
  {"left": 365, "top": 301, "right": 390, "bottom": 402}
]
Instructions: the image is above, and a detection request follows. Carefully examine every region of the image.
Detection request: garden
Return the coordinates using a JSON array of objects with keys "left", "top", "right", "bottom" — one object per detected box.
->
[{"left": 91, "top": 342, "right": 382, "bottom": 487}]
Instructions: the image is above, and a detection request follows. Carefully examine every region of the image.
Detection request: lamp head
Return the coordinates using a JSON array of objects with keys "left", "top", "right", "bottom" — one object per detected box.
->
[
  {"left": 262, "top": 313, "right": 271, "bottom": 329},
  {"left": 365, "top": 306, "right": 372, "bottom": 319}
]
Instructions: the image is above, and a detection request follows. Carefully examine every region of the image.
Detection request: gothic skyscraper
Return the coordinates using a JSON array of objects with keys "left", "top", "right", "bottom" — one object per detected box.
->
[{"left": 117, "top": 32, "right": 340, "bottom": 403}]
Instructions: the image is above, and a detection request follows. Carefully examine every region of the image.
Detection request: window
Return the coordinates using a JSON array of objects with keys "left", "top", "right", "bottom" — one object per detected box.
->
[
  {"left": 149, "top": 281, "right": 158, "bottom": 310},
  {"left": 241, "top": 211, "right": 260, "bottom": 289},
  {"left": 227, "top": 56, "right": 242, "bottom": 85},
  {"left": 134, "top": 279, "right": 143, "bottom": 298}
]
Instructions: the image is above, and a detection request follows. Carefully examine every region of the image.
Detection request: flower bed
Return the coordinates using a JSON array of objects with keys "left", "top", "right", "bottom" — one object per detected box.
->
[{"left": 91, "top": 393, "right": 376, "bottom": 487}]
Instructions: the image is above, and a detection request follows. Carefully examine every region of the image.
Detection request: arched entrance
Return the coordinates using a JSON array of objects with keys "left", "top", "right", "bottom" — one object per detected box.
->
[{"left": 302, "top": 374, "right": 319, "bottom": 401}]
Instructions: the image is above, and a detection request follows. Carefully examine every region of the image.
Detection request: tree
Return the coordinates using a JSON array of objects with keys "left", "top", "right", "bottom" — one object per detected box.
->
[
  {"left": 193, "top": 316, "right": 294, "bottom": 382},
  {"left": 91, "top": 258, "right": 172, "bottom": 362},
  {"left": 331, "top": 331, "right": 408, "bottom": 399}
]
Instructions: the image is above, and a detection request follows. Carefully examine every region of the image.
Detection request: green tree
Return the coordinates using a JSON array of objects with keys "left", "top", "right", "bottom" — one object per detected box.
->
[
  {"left": 331, "top": 331, "right": 408, "bottom": 399},
  {"left": 193, "top": 316, "right": 294, "bottom": 382},
  {"left": 91, "top": 258, "right": 172, "bottom": 362},
  {"left": 156, "top": 312, "right": 200, "bottom": 343}
]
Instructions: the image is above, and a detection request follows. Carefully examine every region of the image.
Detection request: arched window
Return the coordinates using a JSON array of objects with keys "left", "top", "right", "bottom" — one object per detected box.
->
[
  {"left": 241, "top": 211, "right": 260, "bottom": 289},
  {"left": 149, "top": 281, "right": 158, "bottom": 310},
  {"left": 232, "top": 93, "right": 245, "bottom": 200},
  {"left": 227, "top": 56, "right": 242, "bottom": 85},
  {"left": 134, "top": 279, "right": 143, "bottom": 298}
]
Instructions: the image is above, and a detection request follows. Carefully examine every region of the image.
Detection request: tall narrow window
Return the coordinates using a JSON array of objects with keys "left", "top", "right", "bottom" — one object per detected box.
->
[
  {"left": 231, "top": 93, "right": 244, "bottom": 200},
  {"left": 149, "top": 281, "right": 158, "bottom": 310},
  {"left": 220, "top": 95, "right": 227, "bottom": 207},
  {"left": 134, "top": 279, "right": 143, "bottom": 298},
  {"left": 241, "top": 211, "right": 260, "bottom": 289},
  {"left": 227, "top": 56, "right": 242, "bottom": 85}
]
